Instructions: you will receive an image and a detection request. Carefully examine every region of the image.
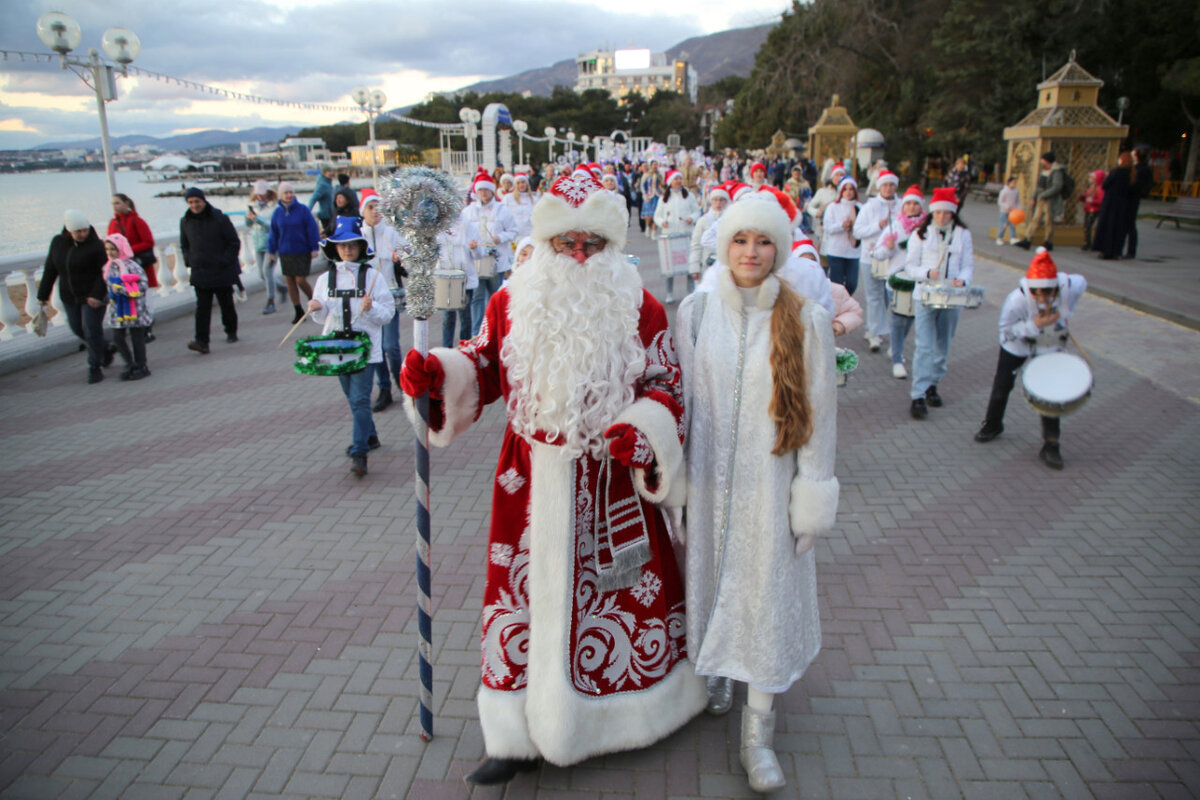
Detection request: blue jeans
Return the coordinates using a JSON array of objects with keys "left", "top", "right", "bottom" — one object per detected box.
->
[
  {"left": 339, "top": 367, "right": 378, "bottom": 455},
  {"left": 255, "top": 249, "right": 276, "bottom": 299},
  {"left": 442, "top": 288, "right": 474, "bottom": 348},
  {"left": 826, "top": 255, "right": 859, "bottom": 297},
  {"left": 376, "top": 311, "right": 401, "bottom": 390},
  {"left": 858, "top": 262, "right": 888, "bottom": 337},
  {"left": 997, "top": 210, "right": 1017, "bottom": 241},
  {"left": 470, "top": 275, "right": 502, "bottom": 337},
  {"left": 890, "top": 311, "right": 914, "bottom": 366},
  {"left": 911, "top": 303, "right": 961, "bottom": 398}
]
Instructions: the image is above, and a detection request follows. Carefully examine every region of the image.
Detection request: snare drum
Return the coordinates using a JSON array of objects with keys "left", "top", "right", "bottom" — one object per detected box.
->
[
  {"left": 1021, "top": 352, "right": 1093, "bottom": 417},
  {"left": 294, "top": 332, "right": 371, "bottom": 377},
  {"left": 887, "top": 274, "right": 915, "bottom": 317},
  {"left": 434, "top": 269, "right": 467, "bottom": 311},
  {"left": 474, "top": 254, "right": 497, "bottom": 279},
  {"left": 657, "top": 233, "right": 691, "bottom": 276},
  {"left": 921, "top": 281, "right": 984, "bottom": 309},
  {"left": 870, "top": 258, "right": 890, "bottom": 280}
]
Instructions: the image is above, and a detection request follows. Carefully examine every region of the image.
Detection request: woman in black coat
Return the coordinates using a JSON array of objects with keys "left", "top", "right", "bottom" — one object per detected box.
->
[{"left": 1090, "top": 152, "right": 1133, "bottom": 260}]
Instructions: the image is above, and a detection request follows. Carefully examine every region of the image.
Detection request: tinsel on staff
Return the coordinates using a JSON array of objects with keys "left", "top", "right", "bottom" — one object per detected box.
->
[{"left": 379, "top": 166, "right": 462, "bottom": 742}]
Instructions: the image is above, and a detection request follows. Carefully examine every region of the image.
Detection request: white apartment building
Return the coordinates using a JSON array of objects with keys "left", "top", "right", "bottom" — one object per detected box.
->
[{"left": 575, "top": 48, "right": 698, "bottom": 104}]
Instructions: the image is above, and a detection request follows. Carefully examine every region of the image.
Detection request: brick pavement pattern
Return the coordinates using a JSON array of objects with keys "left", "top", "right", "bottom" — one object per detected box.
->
[{"left": 2, "top": 216, "right": 1198, "bottom": 799}]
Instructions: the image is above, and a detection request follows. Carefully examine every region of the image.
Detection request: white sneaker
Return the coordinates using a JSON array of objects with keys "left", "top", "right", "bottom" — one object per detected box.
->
[
  {"left": 892, "top": 362, "right": 907, "bottom": 379},
  {"left": 995, "top": 238, "right": 1004, "bottom": 246},
  {"left": 868, "top": 335, "right": 882, "bottom": 352}
]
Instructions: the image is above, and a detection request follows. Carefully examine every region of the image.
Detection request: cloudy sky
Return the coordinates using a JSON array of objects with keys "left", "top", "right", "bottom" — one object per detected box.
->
[{"left": 0, "top": 0, "right": 788, "bottom": 150}]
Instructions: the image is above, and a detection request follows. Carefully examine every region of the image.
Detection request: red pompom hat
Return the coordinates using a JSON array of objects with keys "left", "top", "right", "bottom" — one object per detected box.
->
[
  {"left": 1025, "top": 248, "right": 1059, "bottom": 288},
  {"left": 876, "top": 169, "right": 899, "bottom": 186},
  {"left": 750, "top": 161, "right": 767, "bottom": 176},
  {"left": 928, "top": 186, "right": 958, "bottom": 213}
]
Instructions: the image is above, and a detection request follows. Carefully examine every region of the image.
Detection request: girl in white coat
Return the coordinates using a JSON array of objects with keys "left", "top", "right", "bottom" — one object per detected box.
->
[
  {"left": 822, "top": 176, "right": 862, "bottom": 296},
  {"left": 676, "top": 196, "right": 839, "bottom": 793},
  {"left": 654, "top": 169, "right": 700, "bottom": 303},
  {"left": 501, "top": 173, "right": 534, "bottom": 240}
]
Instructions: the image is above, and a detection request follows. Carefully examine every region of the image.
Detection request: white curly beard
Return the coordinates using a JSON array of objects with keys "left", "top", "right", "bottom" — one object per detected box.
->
[{"left": 502, "top": 245, "right": 645, "bottom": 459}]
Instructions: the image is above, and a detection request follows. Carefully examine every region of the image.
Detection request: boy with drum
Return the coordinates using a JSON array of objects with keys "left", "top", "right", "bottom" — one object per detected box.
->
[
  {"left": 306, "top": 217, "right": 396, "bottom": 477},
  {"left": 974, "top": 249, "right": 1087, "bottom": 469}
]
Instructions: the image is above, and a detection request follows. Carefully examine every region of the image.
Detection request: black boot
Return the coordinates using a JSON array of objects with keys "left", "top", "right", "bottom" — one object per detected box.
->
[
  {"left": 292, "top": 305, "right": 305, "bottom": 324},
  {"left": 372, "top": 388, "right": 393, "bottom": 412},
  {"left": 88, "top": 367, "right": 104, "bottom": 384},
  {"left": 910, "top": 398, "right": 927, "bottom": 420},
  {"left": 1039, "top": 441, "right": 1064, "bottom": 470},
  {"left": 464, "top": 758, "right": 540, "bottom": 786},
  {"left": 974, "top": 422, "right": 1003, "bottom": 443},
  {"left": 350, "top": 453, "right": 368, "bottom": 477},
  {"left": 1013, "top": 239, "right": 1031, "bottom": 250},
  {"left": 925, "top": 385, "right": 943, "bottom": 407}
]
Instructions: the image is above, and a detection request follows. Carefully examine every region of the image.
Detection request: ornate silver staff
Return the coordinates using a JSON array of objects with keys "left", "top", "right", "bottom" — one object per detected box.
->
[{"left": 380, "top": 166, "right": 462, "bottom": 742}]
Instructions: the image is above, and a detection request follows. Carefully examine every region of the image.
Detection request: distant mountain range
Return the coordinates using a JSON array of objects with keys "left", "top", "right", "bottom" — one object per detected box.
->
[{"left": 31, "top": 23, "right": 774, "bottom": 152}]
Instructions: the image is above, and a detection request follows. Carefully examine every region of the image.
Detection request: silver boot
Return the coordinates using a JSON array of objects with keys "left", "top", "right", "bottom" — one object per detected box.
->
[
  {"left": 706, "top": 676, "right": 734, "bottom": 715},
  {"left": 740, "top": 704, "right": 785, "bottom": 792}
]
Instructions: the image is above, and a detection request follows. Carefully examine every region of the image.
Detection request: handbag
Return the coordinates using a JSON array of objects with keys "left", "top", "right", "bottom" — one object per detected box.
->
[{"left": 30, "top": 307, "right": 48, "bottom": 337}]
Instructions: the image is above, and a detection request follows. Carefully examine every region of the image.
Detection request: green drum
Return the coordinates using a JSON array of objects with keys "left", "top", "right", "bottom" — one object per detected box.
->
[{"left": 294, "top": 331, "right": 371, "bottom": 377}]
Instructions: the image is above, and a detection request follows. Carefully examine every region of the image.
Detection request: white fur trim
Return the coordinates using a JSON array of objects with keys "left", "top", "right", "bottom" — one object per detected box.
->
[
  {"left": 477, "top": 687, "right": 540, "bottom": 759},
  {"left": 715, "top": 268, "right": 780, "bottom": 312},
  {"left": 401, "top": 347, "right": 478, "bottom": 447},
  {"left": 531, "top": 189, "right": 628, "bottom": 251},
  {"left": 788, "top": 474, "right": 840, "bottom": 536},
  {"left": 716, "top": 197, "right": 792, "bottom": 273},
  {"left": 928, "top": 200, "right": 957, "bottom": 213},
  {"left": 477, "top": 441, "right": 706, "bottom": 766},
  {"left": 615, "top": 397, "right": 684, "bottom": 504}
]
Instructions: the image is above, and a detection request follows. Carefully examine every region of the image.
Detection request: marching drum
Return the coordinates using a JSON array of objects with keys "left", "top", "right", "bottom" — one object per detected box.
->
[
  {"left": 294, "top": 332, "right": 371, "bottom": 377},
  {"left": 870, "top": 257, "right": 890, "bottom": 280},
  {"left": 474, "top": 252, "right": 497, "bottom": 278},
  {"left": 887, "top": 274, "right": 915, "bottom": 317},
  {"left": 1021, "top": 352, "right": 1093, "bottom": 417},
  {"left": 434, "top": 269, "right": 467, "bottom": 311},
  {"left": 657, "top": 233, "right": 692, "bottom": 276},
  {"left": 921, "top": 281, "right": 984, "bottom": 310}
]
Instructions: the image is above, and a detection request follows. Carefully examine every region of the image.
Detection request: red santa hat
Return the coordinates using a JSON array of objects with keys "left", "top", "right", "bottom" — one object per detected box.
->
[
  {"left": 928, "top": 186, "right": 958, "bottom": 213},
  {"left": 830, "top": 164, "right": 847, "bottom": 179},
  {"left": 1025, "top": 248, "right": 1059, "bottom": 288},
  {"left": 530, "top": 168, "right": 628, "bottom": 250},
  {"left": 664, "top": 169, "right": 681, "bottom": 185},
  {"left": 359, "top": 187, "right": 380, "bottom": 206},
  {"left": 472, "top": 168, "right": 496, "bottom": 196},
  {"left": 756, "top": 185, "right": 798, "bottom": 223},
  {"left": 791, "top": 238, "right": 820, "bottom": 261},
  {"left": 730, "top": 181, "right": 753, "bottom": 201},
  {"left": 708, "top": 184, "right": 730, "bottom": 203},
  {"left": 750, "top": 161, "right": 767, "bottom": 176},
  {"left": 901, "top": 184, "right": 924, "bottom": 206},
  {"left": 716, "top": 194, "right": 792, "bottom": 273},
  {"left": 875, "top": 169, "right": 899, "bottom": 186}
]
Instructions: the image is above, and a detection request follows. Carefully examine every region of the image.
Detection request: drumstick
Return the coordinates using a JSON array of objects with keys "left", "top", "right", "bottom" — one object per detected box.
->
[{"left": 1068, "top": 331, "right": 1095, "bottom": 371}]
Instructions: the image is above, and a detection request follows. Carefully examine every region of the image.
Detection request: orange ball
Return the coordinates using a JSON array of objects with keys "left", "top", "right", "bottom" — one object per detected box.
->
[{"left": 1008, "top": 208, "right": 1026, "bottom": 225}]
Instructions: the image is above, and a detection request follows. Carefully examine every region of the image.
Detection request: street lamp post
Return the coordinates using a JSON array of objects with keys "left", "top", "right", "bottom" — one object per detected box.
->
[
  {"left": 544, "top": 126, "right": 556, "bottom": 163},
  {"left": 581, "top": 134, "right": 591, "bottom": 162},
  {"left": 459, "top": 107, "right": 481, "bottom": 174},
  {"left": 36, "top": 11, "right": 140, "bottom": 199},
  {"left": 353, "top": 86, "right": 387, "bottom": 189},
  {"left": 512, "top": 120, "right": 528, "bottom": 168},
  {"left": 566, "top": 130, "right": 576, "bottom": 162}
]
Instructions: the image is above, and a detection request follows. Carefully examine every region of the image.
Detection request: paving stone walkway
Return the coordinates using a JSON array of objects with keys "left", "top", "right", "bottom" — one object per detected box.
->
[{"left": 1, "top": 215, "right": 1198, "bottom": 799}]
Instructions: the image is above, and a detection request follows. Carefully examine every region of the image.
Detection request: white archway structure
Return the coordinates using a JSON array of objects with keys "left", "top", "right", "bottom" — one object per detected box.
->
[{"left": 481, "top": 103, "right": 514, "bottom": 172}]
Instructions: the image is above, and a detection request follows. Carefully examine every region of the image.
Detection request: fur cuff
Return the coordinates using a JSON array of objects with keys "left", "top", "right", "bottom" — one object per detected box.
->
[
  {"left": 788, "top": 475, "right": 840, "bottom": 537},
  {"left": 477, "top": 687, "right": 540, "bottom": 760},
  {"left": 402, "top": 347, "right": 479, "bottom": 447},
  {"left": 615, "top": 397, "right": 684, "bottom": 504}
]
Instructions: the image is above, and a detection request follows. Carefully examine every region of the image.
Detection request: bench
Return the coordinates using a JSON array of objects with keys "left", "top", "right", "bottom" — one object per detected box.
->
[
  {"left": 971, "top": 182, "right": 1003, "bottom": 201},
  {"left": 1155, "top": 197, "right": 1200, "bottom": 228}
]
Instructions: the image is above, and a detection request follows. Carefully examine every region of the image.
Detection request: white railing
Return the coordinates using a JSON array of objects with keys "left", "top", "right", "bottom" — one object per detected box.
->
[{"left": 0, "top": 228, "right": 263, "bottom": 371}]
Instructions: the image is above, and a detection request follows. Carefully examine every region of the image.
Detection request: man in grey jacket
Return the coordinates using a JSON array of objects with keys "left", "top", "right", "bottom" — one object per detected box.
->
[{"left": 1015, "top": 152, "right": 1065, "bottom": 251}]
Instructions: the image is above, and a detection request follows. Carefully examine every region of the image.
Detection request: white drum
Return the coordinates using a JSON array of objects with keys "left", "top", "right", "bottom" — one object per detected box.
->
[
  {"left": 870, "top": 257, "right": 890, "bottom": 280},
  {"left": 1021, "top": 352, "right": 1093, "bottom": 417},
  {"left": 921, "top": 281, "right": 984, "bottom": 309},
  {"left": 474, "top": 254, "right": 497, "bottom": 278},
  {"left": 657, "top": 233, "right": 691, "bottom": 276},
  {"left": 434, "top": 269, "right": 467, "bottom": 311}
]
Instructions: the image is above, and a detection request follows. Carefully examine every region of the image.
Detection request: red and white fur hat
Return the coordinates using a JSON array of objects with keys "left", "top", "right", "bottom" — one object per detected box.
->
[
  {"left": 1025, "top": 249, "right": 1059, "bottom": 288},
  {"left": 928, "top": 187, "right": 958, "bottom": 213},
  {"left": 530, "top": 168, "right": 628, "bottom": 250}
]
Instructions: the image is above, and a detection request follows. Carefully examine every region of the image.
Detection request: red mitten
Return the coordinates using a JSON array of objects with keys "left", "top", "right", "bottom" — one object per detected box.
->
[
  {"left": 605, "top": 423, "right": 655, "bottom": 468},
  {"left": 400, "top": 350, "right": 445, "bottom": 398}
]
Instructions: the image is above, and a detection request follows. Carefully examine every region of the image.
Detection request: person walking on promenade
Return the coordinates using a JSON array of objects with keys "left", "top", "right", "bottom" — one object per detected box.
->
[
  {"left": 245, "top": 180, "right": 280, "bottom": 314},
  {"left": 1091, "top": 152, "right": 1133, "bottom": 261},
  {"left": 269, "top": 181, "right": 322, "bottom": 323},
  {"left": 1126, "top": 147, "right": 1154, "bottom": 259},
  {"left": 180, "top": 188, "right": 240, "bottom": 354},
  {"left": 37, "top": 209, "right": 114, "bottom": 383},
  {"left": 101, "top": 233, "right": 152, "bottom": 380},
  {"left": 359, "top": 189, "right": 406, "bottom": 413},
  {"left": 904, "top": 187, "right": 975, "bottom": 419},
  {"left": 974, "top": 249, "right": 1086, "bottom": 470},
  {"left": 108, "top": 193, "right": 158, "bottom": 340},
  {"left": 996, "top": 176, "right": 1021, "bottom": 245},
  {"left": 854, "top": 168, "right": 900, "bottom": 353},
  {"left": 502, "top": 173, "right": 535, "bottom": 241},
  {"left": 822, "top": 176, "right": 862, "bottom": 297},
  {"left": 309, "top": 164, "right": 335, "bottom": 233},
  {"left": 944, "top": 156, "right": 972, "bottom": 211},
  {"left": 675, "top": 195, "right": 839, "bottom": 793},
  {"left": 461, "top": 171, "right": 517, "bottom": 337},
  {"left": 1014, "top": 152, "right": 1066, "bottom": 251},
  {"left": 807, "top": 164, "right": 844, "bottom": 252},
  {"left": 399, "top": 168, "right": 705, "bottom": 786},
  {"left": 875, "top": 185, "right": 927, "bottom": 379},
  {"left": 438, "top": 220, "right": 475, "bottom": 348},
  {"left": 655, "top": 168, "right": 701, "bottom": 303},
  {"left": 1079, "top": 170, "right": 1105, "bottom": 251},
  {"left": 306, "top": 217, "right": 395, "bottom": 478},
  {"left": 639, "top": 160, "right": 662, "bottom": 237}
]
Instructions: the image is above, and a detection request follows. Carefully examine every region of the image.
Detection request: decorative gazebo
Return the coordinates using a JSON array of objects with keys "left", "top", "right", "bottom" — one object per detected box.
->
[
  {"left": 1002, "top": 52, "right": 1128, "bottom": 245},
  {"left": 808, "top": 94, "right": 858, "bottom": 178}
]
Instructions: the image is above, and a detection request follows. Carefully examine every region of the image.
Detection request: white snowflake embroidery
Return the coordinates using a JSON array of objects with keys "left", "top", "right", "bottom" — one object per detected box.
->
[
  {"left": 489, "top": 543, "right": 514, "bottom": 567},
  {"left": 629, "top": 571, "right": 662, "bottom": 607},
  {"left": 497, "top": 467, "right": 526, "bottom": 495},
  {"left": 553, "top": 171, "right": 603, "bottom": 207},
  {"left": 631, "top": 434, "right": 653, "bottom": 467}
]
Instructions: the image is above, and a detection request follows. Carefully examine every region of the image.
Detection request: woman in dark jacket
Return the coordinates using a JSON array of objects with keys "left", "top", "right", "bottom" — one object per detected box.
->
[
  {"left": 1090, "top": 152, "right": 1133, "bottom": 260},
  {"left": 180, "top": 187, "right": 241, "bottom": 353},
  {"left": 37, "top": 209, "right": 114, "bottom": 383}
]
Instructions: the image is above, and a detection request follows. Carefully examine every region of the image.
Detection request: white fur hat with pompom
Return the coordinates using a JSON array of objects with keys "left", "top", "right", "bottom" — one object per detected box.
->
[{"left": 716, "top": 195, "right": 792, "bottom": 273}]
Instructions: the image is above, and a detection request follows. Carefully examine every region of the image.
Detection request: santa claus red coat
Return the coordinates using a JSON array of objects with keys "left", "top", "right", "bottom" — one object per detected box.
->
[{"left": 411, "top": 170, "right": 705, "bottom": 766}]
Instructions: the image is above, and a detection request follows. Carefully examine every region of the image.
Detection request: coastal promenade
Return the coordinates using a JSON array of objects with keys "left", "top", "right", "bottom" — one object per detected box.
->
[{"left": 1, "top": 210, "right": 1199, "bottom": 799}]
